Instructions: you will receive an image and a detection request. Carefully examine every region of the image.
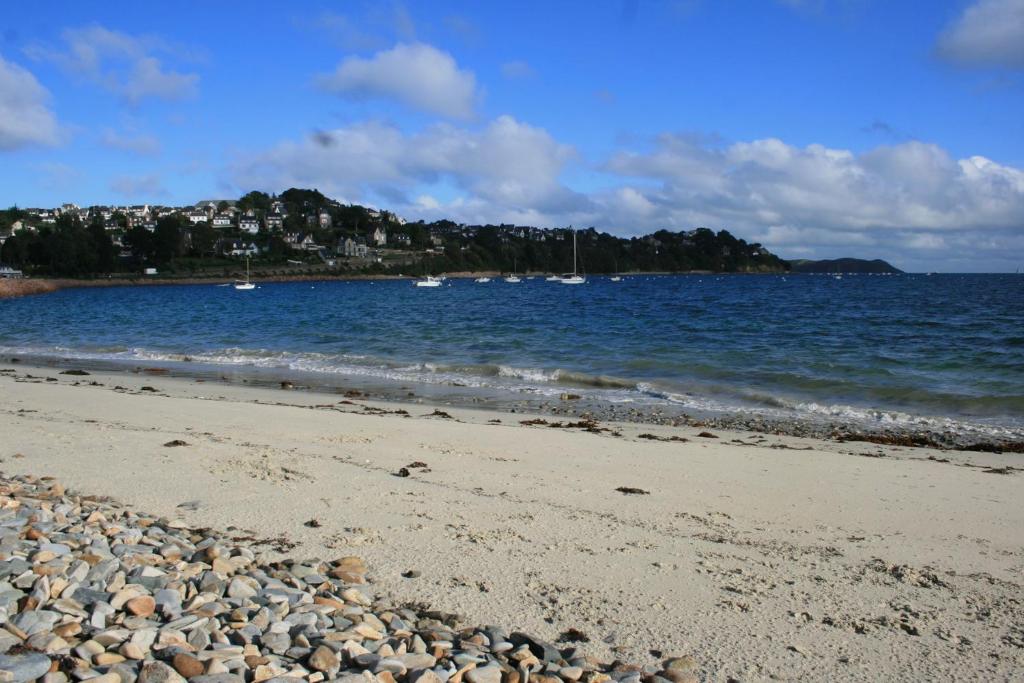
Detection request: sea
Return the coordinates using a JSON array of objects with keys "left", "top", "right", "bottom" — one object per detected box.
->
[{"left": 2, "top": 273, "right": 1022, "bottom": 444}]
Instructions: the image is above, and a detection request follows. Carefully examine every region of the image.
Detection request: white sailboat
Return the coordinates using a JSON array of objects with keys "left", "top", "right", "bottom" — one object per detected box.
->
[
  {"left": 560, "top": 229, "right": 585, "bottom": 285},
  {"left": 474, "top": 276, "right": 492, "bottom": 283},
  {"left": 234, "top": 258, "right": 256, "bottom": 290},
  {"left": 504, "top": 257, "right": 522, "bottom": 283}
]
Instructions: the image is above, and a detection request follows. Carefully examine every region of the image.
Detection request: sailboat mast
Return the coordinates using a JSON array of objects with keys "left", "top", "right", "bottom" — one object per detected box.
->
[{"left": 573, "top": 230, "right": 577, "bottom": 275}]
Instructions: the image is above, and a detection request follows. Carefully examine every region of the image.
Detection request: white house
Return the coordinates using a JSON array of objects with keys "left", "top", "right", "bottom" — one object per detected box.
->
[
  {"left": 224, "top": 240, "right": 259, "bottom": 257},
  {"left": 284, "top": 232, "right": 318, "bottom": 251},
  {"left": 239, "top": 216, "right": 260, "bottom": 234},
  {"left": 370, "top": 225, "right": 387, "bottom": 246},
  {"left": 212, "top": 214, "right": 233, "bottom": 228},
  {"left": 186, "top": 210, "right": 208, "bottom": 225},
  {"left": 338, "top": 237, "right": 369, "bottom": 258}
]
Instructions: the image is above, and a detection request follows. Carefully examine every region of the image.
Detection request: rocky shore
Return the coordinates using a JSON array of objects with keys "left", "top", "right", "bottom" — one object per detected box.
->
[
  {"left": 0, "top": 474, "right": 696, "bottom": 683},
  {"left": 0, "top": 280, "right": 59, "bottom": 300}
]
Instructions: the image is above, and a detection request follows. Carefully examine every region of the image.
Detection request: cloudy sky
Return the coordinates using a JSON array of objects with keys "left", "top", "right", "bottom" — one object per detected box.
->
[{"left": 2, "top": 0, "right": 1023, "bottom": 271}]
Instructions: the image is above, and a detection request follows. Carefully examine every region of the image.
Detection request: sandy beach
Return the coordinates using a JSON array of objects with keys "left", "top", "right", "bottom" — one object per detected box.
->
[{"left": 1, "top": 366, "right": 1022, "bottom": 681}]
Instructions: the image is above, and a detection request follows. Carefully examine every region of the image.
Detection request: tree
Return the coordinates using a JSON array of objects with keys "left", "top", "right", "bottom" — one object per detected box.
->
[
  {"left": 87, "top": 216, "right": 117, "bottom": 272},
  {"left": 238, "top": 190, "right": 271, "bottom": 214},
  {"left": 189, "top": 222, "right": 217, "bottom": 257},
  {"left": 123, "top": 226, "right": 153, "bottom": 260},
  {"left": 152, "top": 216, "right": 186, "bottom": 264}
]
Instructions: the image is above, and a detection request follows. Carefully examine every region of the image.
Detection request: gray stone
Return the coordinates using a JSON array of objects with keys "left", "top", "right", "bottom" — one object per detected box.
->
[
  {"left": 0, "top": 653, "right": 53, "bottom": 683},
  {"left": 138, "top": 661, "right": 186, "bottom": 683},
  {"left": 465, "top": 665, "right": 503, "bottom": 683}
]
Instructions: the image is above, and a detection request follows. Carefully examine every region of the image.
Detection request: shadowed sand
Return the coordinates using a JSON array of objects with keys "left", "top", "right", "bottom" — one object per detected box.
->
[{"left": 1, "top": 367, "right": 1021, "bottom": 681}]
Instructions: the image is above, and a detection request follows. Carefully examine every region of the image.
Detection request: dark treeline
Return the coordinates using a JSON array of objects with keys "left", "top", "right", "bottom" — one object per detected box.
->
[{"left": 0, "top": 189, "right": 789, "bottom": 276}]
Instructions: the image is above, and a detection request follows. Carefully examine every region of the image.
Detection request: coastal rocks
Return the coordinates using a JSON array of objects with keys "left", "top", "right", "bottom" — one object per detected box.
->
[
  {"left": 0, "top": 474, "right": 653, "bottom": 683},
  {"left": 0, "top": 653, "right": 52, "bottom": 683}
]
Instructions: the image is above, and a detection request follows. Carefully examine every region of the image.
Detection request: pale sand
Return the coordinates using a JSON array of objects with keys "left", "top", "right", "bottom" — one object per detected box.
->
[{"left": 1, "top": 367, "right": 1022, "bottom": 681}]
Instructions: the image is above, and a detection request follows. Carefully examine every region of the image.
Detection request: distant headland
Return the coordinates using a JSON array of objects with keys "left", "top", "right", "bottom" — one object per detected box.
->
[{"left": 789, "top": 258, "right": 903, "bottom": 274}]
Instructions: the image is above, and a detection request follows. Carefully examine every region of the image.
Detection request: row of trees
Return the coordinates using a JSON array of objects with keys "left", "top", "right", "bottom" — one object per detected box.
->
[
  {"left": 411, "top": 226, "right": 786, "bottom": 275},
  {"left": 1, "top": 190, "right": 789, "bottom": 276}
]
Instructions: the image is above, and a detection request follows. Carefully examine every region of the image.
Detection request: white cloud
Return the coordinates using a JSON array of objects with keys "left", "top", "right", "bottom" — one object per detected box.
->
[
  {"left": 604, "top": 135, "right": 1024, "bottom": 232},
  {"left": 110, "top": 174, "right": 167, "bottom": 197},
  {"left": 501, "top": 60, "right": 534, "bottom": 79},
  {"left": 0, "top": 53, "right": 59, "bottom": 150},
  {"left": 936, "top": 0, "right": 1024, "bottom": 68},
  {"left": 317, "top": 43, "right": 479, "bottom": 119},
  {"left": 598, "top": 134, "right": 1024, "bottom": 269},
  {"left": 99, "top": 127, "right": 161, "bottom": 155},
  {"left": 28, "top": 24, "right": 198, "bottom": 103},
  {"left": 233, "top": 115, "right": 583, "bottom": 223},
  {"left": 231, "top": 116, "right": 1024, "bottom": 270}
]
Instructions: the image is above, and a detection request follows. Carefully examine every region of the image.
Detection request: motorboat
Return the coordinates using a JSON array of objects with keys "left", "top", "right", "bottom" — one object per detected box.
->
[{"left": 415, "top": 276, "right": 442, "bottom": 287}]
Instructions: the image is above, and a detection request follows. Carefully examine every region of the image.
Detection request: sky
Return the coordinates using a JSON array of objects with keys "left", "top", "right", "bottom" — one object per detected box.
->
[{"left": 1, "top": 0, "right": 1023, "bottom": 272}]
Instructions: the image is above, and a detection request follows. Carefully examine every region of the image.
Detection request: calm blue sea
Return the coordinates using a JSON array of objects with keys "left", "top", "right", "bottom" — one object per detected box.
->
[{"left": 2, "top": 274, "right": 1022, "bottom": 440}]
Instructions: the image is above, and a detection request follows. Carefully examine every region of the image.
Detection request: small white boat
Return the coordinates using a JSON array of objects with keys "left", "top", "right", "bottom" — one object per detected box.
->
[
  {"left": 234, "top": 258, "right": 256, "bottom": 290},
  {"left": 610, "top": 275, "right": 622, "bottom": 282},
  {"left": 545, "top": 275, "right": 563, "bottom": 282},
  {"left": 474, "top": 277, "right": 492, "bottom": 283},
  {"left": 504, "top": 275, "right": 522, "bottom": 283},
  {"left": 559, "top": 229, "right": 586, "bottom": 285},
  {"left": 415, "top": 276, "right": 442, "bottom": 287}
]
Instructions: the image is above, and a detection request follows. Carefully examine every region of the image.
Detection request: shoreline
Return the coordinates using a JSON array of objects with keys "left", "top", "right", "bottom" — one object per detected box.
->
[
  {"left": 0, "top": 270, "right": 787, "bottom": 300},
  {"left": 1, "top": 366, "right": 1022, "bottom": 680},
  {"left": 5, "top": 352, "right": 1022, "bottom": 454}
]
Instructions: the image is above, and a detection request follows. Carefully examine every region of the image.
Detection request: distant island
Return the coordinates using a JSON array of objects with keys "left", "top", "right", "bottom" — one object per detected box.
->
[
  {"left": 0, "top": 187, "right": 897, "bottom": 280},
  {"left": 789, "top": 258, "right": 903, "bottom": 274}
]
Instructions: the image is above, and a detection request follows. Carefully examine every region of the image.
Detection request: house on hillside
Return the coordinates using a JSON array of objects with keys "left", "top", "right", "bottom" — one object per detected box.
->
[
  {"left": 212, "top": 214, "right": 233, "bottom": 228},
  {"left": 318, "top": 210, "right": 333, "bottom": 229},
  {"left": 284, "top": 232, "right": 318, "bottom": 251},
  {"left": 338, "top": 236, "right": 369, "bottom": 258},
  {"left": 370, "top": 225, "right": 387, "bottom": 246},
  {"left": 390, "top": 232, "right": 410, "bottom": 247},
  {"left": 265, "top": 212, "right": 284, "bottom": 230},
  {"left": 239, "top": 216, "right": 260, "bottom": 234},
  {"left": 186, "top": 209, "right": 208, "bottom": 225},
  {"left": 222, "top": 240, "right": 260, "bottom": 257}
]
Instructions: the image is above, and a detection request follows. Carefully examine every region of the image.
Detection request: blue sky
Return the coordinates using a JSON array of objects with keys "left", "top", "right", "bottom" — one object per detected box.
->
[{"left": 2, "top": 0, "right": 1023, "bottom": 271}]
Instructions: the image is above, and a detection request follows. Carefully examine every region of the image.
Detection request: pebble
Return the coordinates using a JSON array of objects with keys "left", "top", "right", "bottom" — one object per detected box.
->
[
  {"left": 0, "top": 475, "right": 665, "bottom": 683},
  {"left": 0, "top": 653, "right": 52, "bottom": 683},
  {"left": 126, "top": 595, "right": 156, "bottom": 617},
  {"left": 465, "top": 665, "right": 504, "bottom": 683}
]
